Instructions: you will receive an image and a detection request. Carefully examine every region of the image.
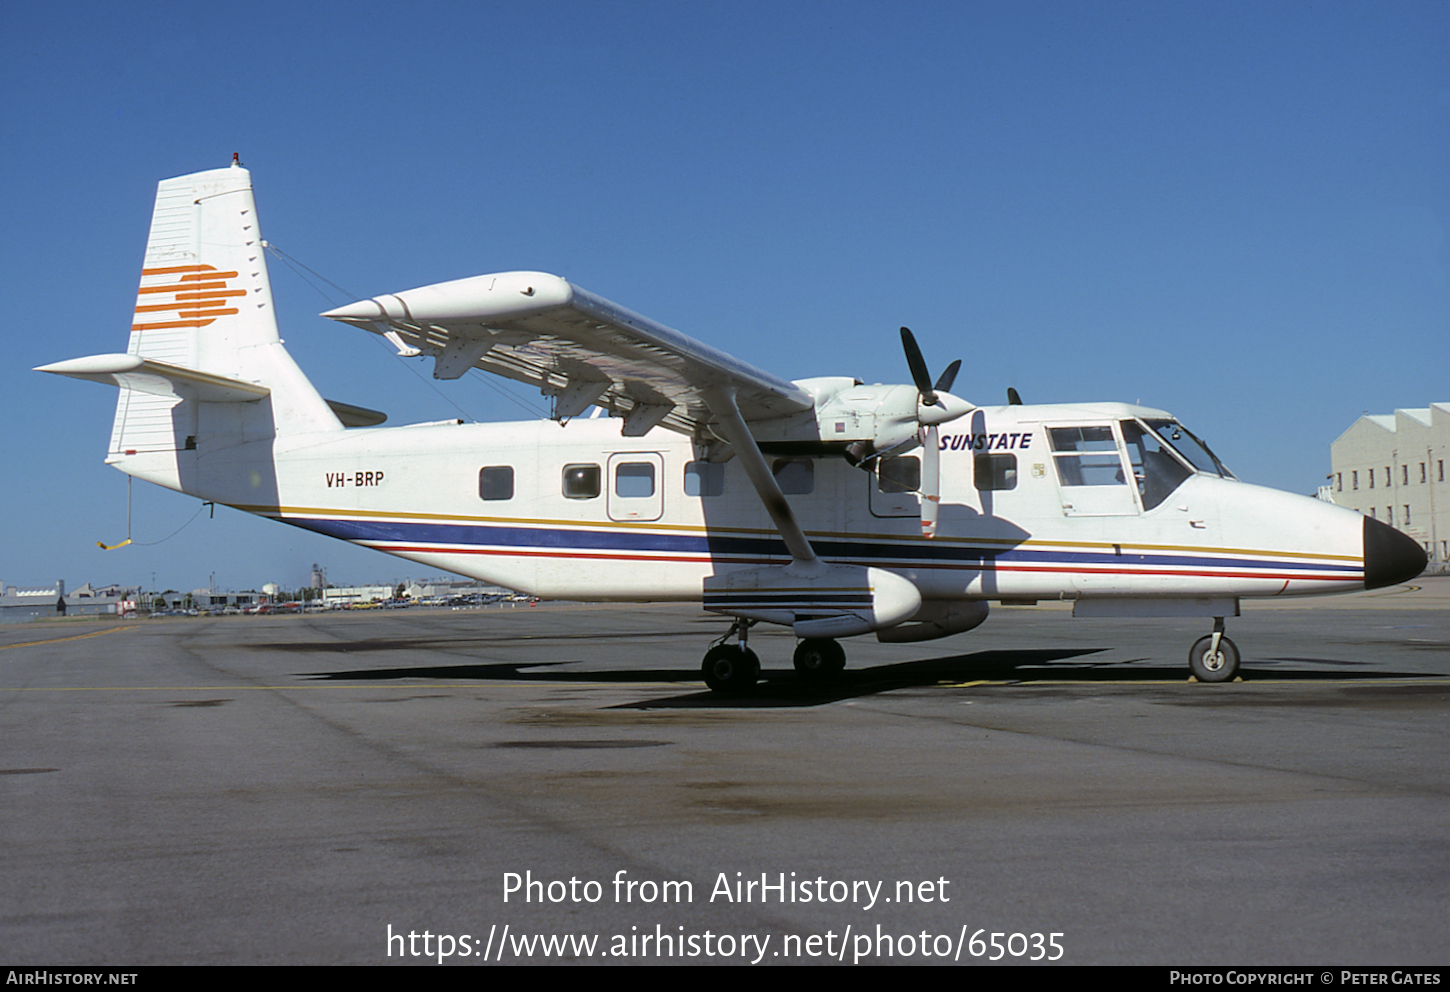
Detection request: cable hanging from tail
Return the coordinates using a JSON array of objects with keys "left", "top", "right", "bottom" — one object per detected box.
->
[
  {"left": 98, "top": 475, "right": 209, "bottom": 549},
  {"left": 97, "top": 476, "right": 133, "bottom": 550}
]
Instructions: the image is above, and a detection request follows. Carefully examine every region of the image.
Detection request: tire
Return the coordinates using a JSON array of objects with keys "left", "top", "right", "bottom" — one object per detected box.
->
[
  {"left": 702, "top": 645, "right": 760, "bottom": 693},
  {"left": 1188, "top": 634, "right": 1239, "bottom": 683},
  {"left": 792, "top": 638, "right": 846, "bottom": 678}
]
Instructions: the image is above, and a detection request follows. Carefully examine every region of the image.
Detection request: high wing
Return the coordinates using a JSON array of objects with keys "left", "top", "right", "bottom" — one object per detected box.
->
[{"left": 323, "top": 271, "right": 814, "bottom": 436}]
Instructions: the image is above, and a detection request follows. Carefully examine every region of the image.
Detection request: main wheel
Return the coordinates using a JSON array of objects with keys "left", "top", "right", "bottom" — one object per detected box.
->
[
  {"left": 1188, "top": 634, "right": 1240, "bottom": 682},
  {"left": 702, "top": 645, "right": 760, "bottom": 693},
  {"left": 792, "top": 638, "right": 846, "bottom": 678}
]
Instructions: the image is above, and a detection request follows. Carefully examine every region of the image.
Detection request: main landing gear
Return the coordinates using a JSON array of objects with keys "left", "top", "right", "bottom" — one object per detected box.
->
[
  {"left": 701, "top": 618, "right": 760, "bottom": 694},
  {"left": 792, "top": 637, "right": 846, "bottom": 678},
  {"left": 700, "top": 622, "right": 851, "bottom": 693},
  {"left": 1188, "top": 617, "right": 1239, "bottom": 683}
]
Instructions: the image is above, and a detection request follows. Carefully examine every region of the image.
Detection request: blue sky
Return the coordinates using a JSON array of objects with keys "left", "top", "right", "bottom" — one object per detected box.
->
[{"left": 2, "top": 1, "right": 1446, "bottom": 594}]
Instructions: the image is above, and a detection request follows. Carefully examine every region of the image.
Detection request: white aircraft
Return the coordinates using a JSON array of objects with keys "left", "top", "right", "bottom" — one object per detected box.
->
[{"left": 40, "top": 163, "right": 1427, "bottom": 691}]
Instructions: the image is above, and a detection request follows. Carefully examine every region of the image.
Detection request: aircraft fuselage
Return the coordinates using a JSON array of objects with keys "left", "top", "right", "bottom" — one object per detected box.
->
[{"left": 112, "top": 401, "right": 1370, "bottom": 606}]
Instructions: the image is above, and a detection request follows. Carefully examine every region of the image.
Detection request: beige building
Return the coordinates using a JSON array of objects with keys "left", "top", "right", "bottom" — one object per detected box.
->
[{"left": 1330, "top": 403, "right": 1449, "bottom": 567}]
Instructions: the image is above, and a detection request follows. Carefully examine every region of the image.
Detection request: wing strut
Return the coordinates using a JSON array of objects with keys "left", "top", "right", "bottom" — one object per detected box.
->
[{"left": 700, "top": 387, "right": 819, "bottom": 568}]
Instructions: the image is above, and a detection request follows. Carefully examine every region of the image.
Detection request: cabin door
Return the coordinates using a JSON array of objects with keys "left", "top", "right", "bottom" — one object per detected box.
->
[{"left": 1046, "top": 424, "right": 1140, "bottom": 517}]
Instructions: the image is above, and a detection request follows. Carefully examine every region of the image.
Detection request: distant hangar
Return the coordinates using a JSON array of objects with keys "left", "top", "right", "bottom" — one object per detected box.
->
[{"left": 1330, "top": 403, "right": 1448, "bottom": 569}]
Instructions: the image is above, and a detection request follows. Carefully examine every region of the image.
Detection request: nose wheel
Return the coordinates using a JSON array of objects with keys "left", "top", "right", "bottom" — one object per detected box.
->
[{"left": 1188, "top": 618, "right": 1239, "bottom": 682}]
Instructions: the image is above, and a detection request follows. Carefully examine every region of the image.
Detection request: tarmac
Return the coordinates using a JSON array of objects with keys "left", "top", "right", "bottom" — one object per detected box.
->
[{"left": 2, "top": 580, "right": 1447, "bottom": 965}]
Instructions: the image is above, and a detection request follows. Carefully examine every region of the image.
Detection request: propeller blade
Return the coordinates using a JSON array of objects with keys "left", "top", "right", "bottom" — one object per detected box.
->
[
  {"left": 1007, "top": 386, "right": 1023, "bottom": 405},
  {"left": 899, "top": 327, "right": 937, "bottom": 406},
  {"left": 920, "top": 424, "right": 940, "bottom": 539},
  {"left": 934, "top": 359, "right": 961, "bottom": 394}
]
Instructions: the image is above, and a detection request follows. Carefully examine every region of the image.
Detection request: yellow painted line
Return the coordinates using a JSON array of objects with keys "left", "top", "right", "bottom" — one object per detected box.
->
[{"left": 0, "top": 626, "right": 135, "bottom": 651}]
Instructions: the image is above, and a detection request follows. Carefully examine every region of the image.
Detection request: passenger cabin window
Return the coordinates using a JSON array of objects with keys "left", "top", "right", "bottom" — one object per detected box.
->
[
  {"left": 975, "top": 453, "right": 1017, "bottom": 491},
  {"left": 772, "top": 458, "right": 814, "bottom": 495},
  {"left": 615, "top": 461, "right": 656, "bottom": 498},
  {"left": 684, "top": 461, "right": 725, "bottom": 497},
  {"left": 877, "top": 455, "right": 921, "bottom": 494},
  {"left": 562, "top": 463, "right": 601, "bottom": 499},
  {"left": 478, "top": 466, "right": 514, "bottom": 501},
  {"left": 1049, "top": 426, "right": 1126, "bottom": 487}
]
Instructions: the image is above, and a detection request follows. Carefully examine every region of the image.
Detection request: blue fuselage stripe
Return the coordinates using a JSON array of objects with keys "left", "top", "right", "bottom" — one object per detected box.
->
[{"left": 279, "top": 516, "right": 1361, "bottom": 575}]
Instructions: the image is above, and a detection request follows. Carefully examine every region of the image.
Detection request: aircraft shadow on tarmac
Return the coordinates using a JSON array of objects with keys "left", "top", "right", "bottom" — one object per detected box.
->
[{"left": 291, "top": 642, "right": 1439, "bottom": 709}]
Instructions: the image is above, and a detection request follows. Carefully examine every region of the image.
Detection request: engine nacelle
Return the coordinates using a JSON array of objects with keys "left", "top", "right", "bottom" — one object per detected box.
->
[
  {"left": 875, "top": 600, "right": 990, "bottom": 643},
  {"left": 703, "top": 562, "right": 922, "bottom": 638},
  {"left": 748, "top": 377, "right": 972, "bottom": 461}
]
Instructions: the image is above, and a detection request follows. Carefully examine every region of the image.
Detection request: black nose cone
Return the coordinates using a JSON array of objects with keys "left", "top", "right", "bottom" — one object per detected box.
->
[{"left": 1363, "top": 516, "right": 1427, "bottom": 590}]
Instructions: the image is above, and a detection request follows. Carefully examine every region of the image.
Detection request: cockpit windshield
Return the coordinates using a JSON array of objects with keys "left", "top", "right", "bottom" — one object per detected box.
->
[
  {"left": 1143, "top": 419, "right": 1233, "bottom": 479},
  {"left": 1119, "top": 418, "right": 1234, "bottom": 511}
]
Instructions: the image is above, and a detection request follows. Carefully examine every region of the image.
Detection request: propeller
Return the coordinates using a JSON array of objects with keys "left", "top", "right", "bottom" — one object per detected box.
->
[
  {"left": 900, "top": 327, "right": 939, "bottom": 406},
  {"left": 936, "top": 360, "right": 962, "bottom": 395},
  {"left": 900, "top": 328, "right": 965, "bottom": 539}
]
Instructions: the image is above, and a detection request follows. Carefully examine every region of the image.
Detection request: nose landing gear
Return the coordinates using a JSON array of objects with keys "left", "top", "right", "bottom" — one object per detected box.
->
[{"left": 1188, "top": 617, "right": 1239, "bottom": 682}]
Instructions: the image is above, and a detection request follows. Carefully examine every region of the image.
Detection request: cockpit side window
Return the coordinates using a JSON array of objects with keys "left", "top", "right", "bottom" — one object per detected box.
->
[
  {"left": 1120, "top": 421, "right": 1192, "bottom": 510},
  {"left": 1048, "top": 426, "right": 1126, "bottom": 487}
]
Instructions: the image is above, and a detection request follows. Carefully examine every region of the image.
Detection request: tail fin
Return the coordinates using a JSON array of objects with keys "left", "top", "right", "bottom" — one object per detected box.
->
[{"left": 107, "top": 161, "right": 340, "bottom": 455}]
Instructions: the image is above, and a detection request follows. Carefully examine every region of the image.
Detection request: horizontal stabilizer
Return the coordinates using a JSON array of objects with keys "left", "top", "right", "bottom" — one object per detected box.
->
[
  {"left": 325, "top": 399, "right": 388, "bottom": 427},
  {"left": 36, "top": 354, "right": 270, "bottom": 403}
]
